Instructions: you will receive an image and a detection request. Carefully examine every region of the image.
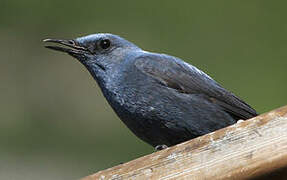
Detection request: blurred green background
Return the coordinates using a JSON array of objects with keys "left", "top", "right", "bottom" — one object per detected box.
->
[{"left": 0, "top": 0, "right": 286, "bottom": 179}]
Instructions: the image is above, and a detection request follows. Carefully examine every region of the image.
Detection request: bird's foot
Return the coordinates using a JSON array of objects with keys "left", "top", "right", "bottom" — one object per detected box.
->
[
  {"left": 155, "top": 144, "right": 168, "bottom": 151},
  {"left": 237, "top": 119, "right": 244, "bottom": 124}
]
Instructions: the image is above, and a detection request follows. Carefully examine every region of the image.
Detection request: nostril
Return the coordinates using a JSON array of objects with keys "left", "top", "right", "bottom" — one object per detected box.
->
[{"left": 68, "top": 40, "right": 75, "bottom": 45}]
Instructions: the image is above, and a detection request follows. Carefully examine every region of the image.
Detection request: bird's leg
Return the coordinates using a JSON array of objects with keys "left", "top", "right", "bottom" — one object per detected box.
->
[{"left": 155, "top": 144, "right": 168, "bottom": 151}]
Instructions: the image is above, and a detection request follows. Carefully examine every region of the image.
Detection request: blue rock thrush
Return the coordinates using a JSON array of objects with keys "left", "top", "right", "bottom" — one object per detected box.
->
[{"left": 44, "top": 33, "right": 257, "bottom": 150}]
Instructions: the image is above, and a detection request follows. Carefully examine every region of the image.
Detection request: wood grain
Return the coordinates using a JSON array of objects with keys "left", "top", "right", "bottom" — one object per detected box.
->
[{"left": 82, "top": 105, "right": 287, "bottom": 180}]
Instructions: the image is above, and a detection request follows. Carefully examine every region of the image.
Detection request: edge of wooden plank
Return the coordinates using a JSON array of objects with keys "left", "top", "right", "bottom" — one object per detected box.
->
[{"left": 82, "top": 105, "right": 287, "bottom": 180}]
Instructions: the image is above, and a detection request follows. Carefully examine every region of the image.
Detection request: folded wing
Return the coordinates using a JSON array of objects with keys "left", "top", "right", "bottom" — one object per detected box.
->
[{"left": 135, "top": 54, "right": 257, "bottom": 120}]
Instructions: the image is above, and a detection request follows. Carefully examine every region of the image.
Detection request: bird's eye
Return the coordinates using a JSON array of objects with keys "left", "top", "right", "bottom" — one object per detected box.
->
[{"left": 99, "top": 39, "right": 111, "bottom": 50}]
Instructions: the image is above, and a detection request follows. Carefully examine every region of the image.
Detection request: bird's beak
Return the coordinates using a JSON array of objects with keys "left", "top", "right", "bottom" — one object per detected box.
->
[{"left": 43, "top": 39, "right": 88, "bottom": 55}]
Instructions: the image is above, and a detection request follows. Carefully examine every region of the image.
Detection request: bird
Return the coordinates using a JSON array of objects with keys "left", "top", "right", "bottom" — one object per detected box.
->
[{"left": 44, "top": 33, "right": 257, "bottom": 150}]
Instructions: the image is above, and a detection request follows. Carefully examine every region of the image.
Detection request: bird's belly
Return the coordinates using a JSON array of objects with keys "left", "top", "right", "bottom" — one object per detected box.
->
[{"left": 105, "top": 88, "right": 236, "bottom": 147}]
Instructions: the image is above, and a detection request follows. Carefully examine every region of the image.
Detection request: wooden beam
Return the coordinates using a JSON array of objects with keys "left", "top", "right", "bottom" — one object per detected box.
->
[{"left": 82, "top": 105, "right": 287, "bottom": 180}]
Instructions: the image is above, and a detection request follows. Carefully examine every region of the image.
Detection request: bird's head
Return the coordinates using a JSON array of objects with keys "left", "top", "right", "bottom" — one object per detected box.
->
[{"left": 44, "top": 33, "right": 140, "bottom": 83}]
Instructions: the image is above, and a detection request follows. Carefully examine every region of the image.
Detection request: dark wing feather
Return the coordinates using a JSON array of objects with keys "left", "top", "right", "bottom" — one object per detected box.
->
[{"left": 134, "top": 54, "right": 257, "bottom": 120}]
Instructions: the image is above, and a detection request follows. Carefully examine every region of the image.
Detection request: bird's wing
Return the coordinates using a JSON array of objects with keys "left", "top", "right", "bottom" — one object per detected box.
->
[{"left": 134, "top": 54, "right": 257, "bottom": 120}]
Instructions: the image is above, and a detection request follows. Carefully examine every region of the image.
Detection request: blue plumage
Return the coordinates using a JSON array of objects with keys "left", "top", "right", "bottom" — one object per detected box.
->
[{"left": 44, "top": 33, "right": 257, "bottom": 149}]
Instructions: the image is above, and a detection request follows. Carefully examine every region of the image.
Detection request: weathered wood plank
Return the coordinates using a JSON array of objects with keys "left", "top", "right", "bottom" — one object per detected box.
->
[{"left": 82, "top": 105, "right": 287, "bottom": 180}]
